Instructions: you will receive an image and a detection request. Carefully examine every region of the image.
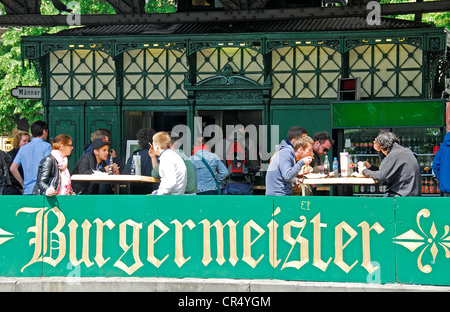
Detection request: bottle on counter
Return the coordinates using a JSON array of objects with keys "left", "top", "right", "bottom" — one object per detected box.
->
[
  {"left": 332, "top": 157, "right": 339, "bottom": 176},
  {"left": 133, "top": 154, "right": 141, "bottom": 175},
  {"left": 324, "top": 155, "right": 330, "bottom": 176},
  {"left": 108, "top": 154, "right": 114, "bottom": 175},
  {"left": 348, "top": 156, "right": 354, "bottom": 174},
  {"left": 130, "top": 157, "right": 136, "bottom": 175},
  {"left": 340, "top": 152, "right": 349, "bottom": 177}
]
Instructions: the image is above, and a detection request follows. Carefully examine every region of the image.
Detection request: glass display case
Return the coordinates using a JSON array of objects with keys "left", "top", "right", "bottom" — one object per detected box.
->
[{"left": 343, "top": 127, "right": 442, "bottom": 196}]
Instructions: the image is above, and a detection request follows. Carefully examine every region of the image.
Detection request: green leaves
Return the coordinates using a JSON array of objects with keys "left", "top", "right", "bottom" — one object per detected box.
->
[{"left": 146, "top": 0, "right": 177, "bottom": 13}]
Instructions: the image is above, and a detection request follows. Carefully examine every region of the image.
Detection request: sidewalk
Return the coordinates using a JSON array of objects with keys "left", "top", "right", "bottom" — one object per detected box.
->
[{"left": 0, "top": 277, "right": 448, "bottom": 292}]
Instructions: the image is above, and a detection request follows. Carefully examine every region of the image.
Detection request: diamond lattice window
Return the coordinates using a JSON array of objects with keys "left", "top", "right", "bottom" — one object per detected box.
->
[
  {"left": 123, "top": 48, "right": 188, "bottom": 100},
  {"left": 271, "top": 46, "right": 341, "bottom": 99},
  {"left": 49, "top": 50, "right": 116, "bottom": 101},
  {"left": 349, "top": 43, "right": 423, "bottom": 98}
]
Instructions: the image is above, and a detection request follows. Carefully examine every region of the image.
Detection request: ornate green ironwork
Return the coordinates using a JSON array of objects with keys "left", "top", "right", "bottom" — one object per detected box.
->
[
  {"left": 123, "top": 48, "right": 188, "bottom": 100},
  {"left": 271, "top": 45, "right": 342, "bottom": 99},
  {"left": 195, "top": 47, "right": 264, "bottom": 85},
  {"left": 49, "top": 50, "right": 116, "bottom": 101},
  {"left": 349, "top": 43, "right": 423, "bottom": 98}
]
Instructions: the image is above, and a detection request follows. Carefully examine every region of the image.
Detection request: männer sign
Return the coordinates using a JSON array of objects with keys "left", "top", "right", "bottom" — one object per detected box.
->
[
  {"left": 11, "top": 86, "right": 42, "bottom": 99},
  {"left": 0, "top": 195, "right": 449, "bottom": 286}
]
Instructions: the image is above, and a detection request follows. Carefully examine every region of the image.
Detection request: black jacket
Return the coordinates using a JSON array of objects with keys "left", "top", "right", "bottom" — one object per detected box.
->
[
  {"left": 71, "top": 153, "right": 107, "bottom": 195},
  {"left": 32, "top": 154, "right": 60, "bottom": 195}
]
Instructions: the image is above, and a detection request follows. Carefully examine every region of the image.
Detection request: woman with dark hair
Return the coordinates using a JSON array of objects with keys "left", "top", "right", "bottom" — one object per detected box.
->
[
  {"left": 123, "top": 128, "right": 159, "bottom": 194},
  {"left": 33, "top": 134, "right": 75, "bottom": 196}
]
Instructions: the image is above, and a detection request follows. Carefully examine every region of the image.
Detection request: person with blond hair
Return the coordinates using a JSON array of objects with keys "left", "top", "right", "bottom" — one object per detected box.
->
[
  {"left": 33, "top": 134, "right": 75, "bottom": 196},
  {"left": 149, "top": 131, "right": 186, "bottom": 195}
]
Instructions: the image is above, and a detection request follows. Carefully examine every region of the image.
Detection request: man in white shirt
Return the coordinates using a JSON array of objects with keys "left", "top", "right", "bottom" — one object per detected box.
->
[{"left": 150, "top": 131, "right": 187, "bottom": 195}]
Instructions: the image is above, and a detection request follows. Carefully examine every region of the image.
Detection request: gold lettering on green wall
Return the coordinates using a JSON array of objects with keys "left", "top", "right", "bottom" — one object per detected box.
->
[{"left": 114, "top": 220, "right": 143, "bottom": 275}]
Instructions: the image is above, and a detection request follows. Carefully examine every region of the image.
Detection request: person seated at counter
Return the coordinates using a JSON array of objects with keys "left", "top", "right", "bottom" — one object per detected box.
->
[
  {"left": 270, "top": 126, "right": 308, "bottom": 162},
  {"left": 361, "top": 137, "right": 386, "bottom": 171},
  {"left": 123, "top": 128, "right": 159, "bottom": 194},
  {"left": 190, "top": 137, "right": 228, "bottom": 195},
  {"left": 359, "top": 131, "right": 421, "bottom": 197},
  {"left": 265, "top": 136, "right": 314, "bottom": 196},
  {"left": 71, "top": 138, "right": 119, "bottom": 195},
  {"left": 311, "top": 131, "right": 334, "bottom": 171},
  {"left": 151, "top": 133, "right": 197, "bottom": 195},
  {"left": 303, "top": 131, "right": 334, "bottom": 196},
  {"left": 149, "top": 131, "right": 187, "bottom": 195}
]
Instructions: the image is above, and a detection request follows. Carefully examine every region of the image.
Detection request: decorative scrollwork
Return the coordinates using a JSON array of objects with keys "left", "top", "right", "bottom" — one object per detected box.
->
[{"left": 394, "top": 209, "right": 450, "bottom": 274}]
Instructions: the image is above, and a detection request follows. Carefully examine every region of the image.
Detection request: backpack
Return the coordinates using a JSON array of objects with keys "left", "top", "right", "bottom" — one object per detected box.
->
[{"left": 226, "top": 138, "right": 249, "bottom": 181}]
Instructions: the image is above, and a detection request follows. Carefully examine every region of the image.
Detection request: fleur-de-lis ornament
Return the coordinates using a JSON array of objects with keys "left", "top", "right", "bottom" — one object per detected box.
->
[{"left": 394, "top": 209, "right": 450, "bottom": 273}]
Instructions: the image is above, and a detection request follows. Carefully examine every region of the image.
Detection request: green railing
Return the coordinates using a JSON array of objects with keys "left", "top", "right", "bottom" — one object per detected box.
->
[{"left": 0, "top": 195, "right": 449, "bottom": 286}]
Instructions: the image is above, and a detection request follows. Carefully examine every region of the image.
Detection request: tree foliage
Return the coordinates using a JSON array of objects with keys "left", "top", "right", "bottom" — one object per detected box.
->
[
  {"left": 0, "top": 0, "right": 446, "bottom": 134},
  {"left": 379, "top": 0, "right": 449, "bottom": 28}
]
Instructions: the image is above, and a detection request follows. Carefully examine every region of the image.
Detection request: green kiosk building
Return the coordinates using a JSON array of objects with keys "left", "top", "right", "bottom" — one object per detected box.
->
[{"left": 19, "top": 0, "right": 449, "bottom": 181}]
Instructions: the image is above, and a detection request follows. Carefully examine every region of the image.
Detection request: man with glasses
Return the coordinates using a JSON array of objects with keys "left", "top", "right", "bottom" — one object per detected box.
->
[
  {"left": 311, "top": 131, "right": 334, "bottom": 171},
  {"left": 302, "top": 131, "right": 334, "bottom": 196}
]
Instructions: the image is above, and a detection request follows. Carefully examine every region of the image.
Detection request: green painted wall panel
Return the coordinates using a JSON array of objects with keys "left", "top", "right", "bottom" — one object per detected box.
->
[
  {"left": 395, "top": 197, "right": 450, "bottom": 286},
  {"left": 155, "top": 195, "right": 274, "bottom": 279},
  {"left": 273, "top": 197, "right": 395, "bottom": 284},
  {"left": 0, "top": 196, "right": 46, "bottom": 277},
  {"left": 271, "top": 106, "right": 331, "bottom": 143},
  {"left": 332, "top": 100, "right": 445, "bottom": 129}
]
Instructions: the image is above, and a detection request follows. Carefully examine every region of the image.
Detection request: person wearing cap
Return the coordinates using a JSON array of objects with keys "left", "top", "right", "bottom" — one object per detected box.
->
[{"left": 71, "top": 138, "right": 118, "bottom": 195}]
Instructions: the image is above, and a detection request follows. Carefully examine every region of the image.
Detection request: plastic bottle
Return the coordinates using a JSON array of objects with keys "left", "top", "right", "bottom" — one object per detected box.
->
[
  {"left": 332, "top": 157, "right": 339, "bottom": 176},
  {"left": 133, "top": 154, "right": 141, "bottom": 175},
  {"left": 130, "top": 157, "right": 136, "bottom": 175},
  {"left": 108, "top": 155, "right": 114, "bottom": 175},
  {"left": 340, "top": 152, "right": 348, "bottom": 177},
  {"left": 348, "top": 156, "right": 354, "bottom": 174},
  {"left": 323, "top": 155, "right": 330, "bottom": 176}
]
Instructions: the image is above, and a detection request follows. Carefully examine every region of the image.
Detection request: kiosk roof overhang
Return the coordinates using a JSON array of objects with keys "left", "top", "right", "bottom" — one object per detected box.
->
[
  {"left": 0, "top": 0, "right": 449, "bottom": 27},
  {"left": 43, "top": 16, "right": 434, "bottom": 37}
]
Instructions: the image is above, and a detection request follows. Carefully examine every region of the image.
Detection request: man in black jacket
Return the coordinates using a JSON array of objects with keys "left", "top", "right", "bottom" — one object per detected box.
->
[
  {"left": 71, "top": 138, "right": 116, "bottom": 194},
  {"left": 359, "top": 131, "right": 421, "bottom": 197}
]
